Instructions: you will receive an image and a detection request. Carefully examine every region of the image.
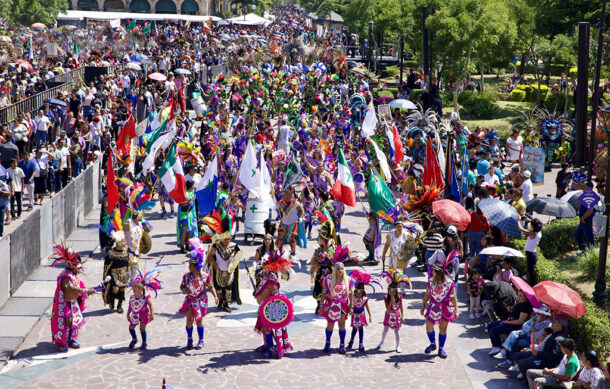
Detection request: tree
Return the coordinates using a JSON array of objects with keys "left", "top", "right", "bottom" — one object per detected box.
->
[{"left": 1, "top": 0, "right": 67, "bottom": 26}]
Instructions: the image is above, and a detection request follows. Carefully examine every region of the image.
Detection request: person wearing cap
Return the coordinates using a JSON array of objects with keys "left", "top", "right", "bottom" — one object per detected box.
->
[
  {"left": 555, "top": 163, "right": 571, "bottom": 198},
  {"left": 520, "top": 170, "right": 533, "bottom": 202},
  {"left": 484, "top": 165, "right": 500, "bottom": 186},
  {"left": 513, "top": 319, "right": 569, "bottom": 380},
  {"left": 495, "top": 304, "right": 553, "bottom": 368}
]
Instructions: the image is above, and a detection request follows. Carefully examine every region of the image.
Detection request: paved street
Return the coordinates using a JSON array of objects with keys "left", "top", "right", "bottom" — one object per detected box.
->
[{"left": 0, "top": 169, "right": 561, "bottom": 389}]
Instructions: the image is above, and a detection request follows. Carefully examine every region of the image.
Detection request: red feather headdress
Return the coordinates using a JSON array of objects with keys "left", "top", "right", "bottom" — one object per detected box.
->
[{"left": 51, "top": 243, "right": 83, "bottom": 272}]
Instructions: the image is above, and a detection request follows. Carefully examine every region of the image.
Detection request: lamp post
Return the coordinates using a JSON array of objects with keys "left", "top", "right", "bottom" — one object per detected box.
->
[
  {"left": 595, "top": 104, "right": 610, "bottom": 310},
  {"left": 368, "top": 20, "right": 374, "bottom": 72},
  {"left": 399, "top": 33, "right": 405, "bottom": 86},
  {"left": 587, "top": 0, "right": 607, "bottom": 181}
]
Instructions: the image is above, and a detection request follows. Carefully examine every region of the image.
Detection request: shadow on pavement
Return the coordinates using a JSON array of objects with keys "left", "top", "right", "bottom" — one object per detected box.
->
[
  {"left": 197, "top": 349, "right": 271, "bottom": 372},
  {"left": 385, "top": 352, "right": 437, "bottom": 364},
  {"left": 13, "top": 342, "right": 58, "bottom": 359}
]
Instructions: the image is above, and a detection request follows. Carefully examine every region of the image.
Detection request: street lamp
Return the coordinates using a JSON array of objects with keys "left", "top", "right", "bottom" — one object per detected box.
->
[
  {"left": 398, "top": 33, "right": 405, "bottom": 86},
  {"left": 595, "top": 103, "right": 610, "bottom": 310},
  {"left": 368, "top": 20, "right": 374, "bottom": 72}
]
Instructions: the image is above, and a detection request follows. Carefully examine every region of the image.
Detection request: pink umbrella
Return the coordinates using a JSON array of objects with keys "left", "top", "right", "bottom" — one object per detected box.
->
[
  {"left": 510, "top": 276, "right": 541, "bottom": 308},
  {"left": 16, "top": 59, "right": 34, "bottom": 73},
  {"left": 432, "top": 199, "right": 471, "bottom": 231},
  {"left": 148, "top": 72, "right": 167, "bottom": 82},
  {"left": 533, "top": 281, "right": 586, "bottom": 318}
]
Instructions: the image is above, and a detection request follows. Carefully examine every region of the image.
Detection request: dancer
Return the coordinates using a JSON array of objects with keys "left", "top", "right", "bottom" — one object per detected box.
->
[
  {"left": 277, "top": 188, "right": 304, "bottom": 257},
  {"left": 180, "top": 241, "right": 218, "bottom": 350},
  {"left": 207, "top": 229, "right": 242, "bottom": 312},
  {"left": 378, "top": 269, "right": 411, "bottom": 353},
  {"left": 319, "top": 245, "right": 352, "bottom": 354},
  {"left": 50, "top": 243, "right": 95, "bottom": 352},
  {"left": 420, "top": 250, "right": 460, "bottom": 359},
  {"left": 346, "top": 270, "right": 376, "bottom": 352},
  {"left": 127, "top": 269, "right": 161, "bottom": 350},
  {"left": 103, "top": 231, "right": 130, "bottom": 314},
  {"left": 362, "top": 212, "right": 381, "bottom": 263},
  {"left": 254, "top": 250, "right": 294, "bottom": 358}
]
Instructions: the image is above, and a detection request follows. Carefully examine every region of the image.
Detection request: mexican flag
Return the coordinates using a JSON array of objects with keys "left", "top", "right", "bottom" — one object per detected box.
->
[
  {"left": 329, "top": 148, "right": 356, "bottom": 206},
  {"left": 368, "top": 166, "right": 395, "bottom": 215},
  {"left": 159, "top": 143, "right": 187, "bottom": 204},
  {"left": 126, "top": 20, "right": 136, "bottom": 31},
  {"left": 143, "top": 23, "right": 151, "bottom": 34}
]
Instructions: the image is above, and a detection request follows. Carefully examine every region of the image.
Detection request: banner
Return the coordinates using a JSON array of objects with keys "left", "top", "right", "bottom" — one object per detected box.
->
[{"left": 522, "top": 146, "right": 545, "bottom": 184}]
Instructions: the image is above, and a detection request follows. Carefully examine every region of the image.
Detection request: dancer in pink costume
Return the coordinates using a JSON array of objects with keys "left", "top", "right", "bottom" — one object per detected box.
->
[
  {"left": 50, "top": 243, "right": 95, "bottom": 352},
  {"left": 346, "top": 269, "right": 378, "bottom": 352},
  {"left": 377, "top": 269, "right": 411, "bottom": 353},
  {"left": 420, "top": 249, "right": 460, "bottom": 359},
  {"left": 179, "top": 239, "right": 218, "bottom": 350},
  {"left": 254, "top": 250, "right": 293, "bottom": 358},
  {"left": 127, "top": 269, "right": 161, "bottom": 350}
]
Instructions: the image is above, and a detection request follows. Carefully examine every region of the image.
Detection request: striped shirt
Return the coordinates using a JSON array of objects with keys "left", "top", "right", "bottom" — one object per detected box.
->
[{"left": 422, "top": 232, "right": 443, "bottom": 252}]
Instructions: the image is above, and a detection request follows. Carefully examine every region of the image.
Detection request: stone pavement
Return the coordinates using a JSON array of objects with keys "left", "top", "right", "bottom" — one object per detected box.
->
[
  {"left": 0, "top": 206, "right": 102, "bottom": 363},
  {"left": 0, "top": 168, "right": 564, "bottom": 389}
]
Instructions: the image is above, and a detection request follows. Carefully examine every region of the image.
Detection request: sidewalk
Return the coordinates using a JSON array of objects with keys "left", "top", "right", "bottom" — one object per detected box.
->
[{"left": 0, "top": 205, "right": 102, "bottom": 363}]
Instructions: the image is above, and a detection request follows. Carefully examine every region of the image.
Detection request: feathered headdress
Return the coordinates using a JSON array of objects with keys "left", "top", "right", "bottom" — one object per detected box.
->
[
  {"left": 349, "top": 269, "right": 383, "bottom": 293},
  {"left": 189, "top": 237, "right": 207, "bottom": 272},
  {"left": 131, "top": 268, "right": 163, "bottom": 297},
  {"left": 51, "top": 242, "right": 83, "bottom": 272},
  {"left": 433, "top": 249, "right": 461, "bottom": 277},
  {"left": 257, "top": 249, "right": 293, "bottom": 276},
  {"left": 127, "top": 183, "right": 155, "bottom": 212},
  {"left": 380, "top": 268, "right": 412, "bottom": 289},
  {"left": 202, "top": 209, "right": 232, "bottom": 242},
  {"left": 332, "top": 244, "right": 352, "bottom": 265}
]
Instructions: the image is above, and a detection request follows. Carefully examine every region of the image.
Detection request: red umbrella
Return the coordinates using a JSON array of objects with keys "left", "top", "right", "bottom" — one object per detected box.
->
[
  {"left": 510, "top": 276, "right": 541, "bottom": 308},
  {"left": 431, "top": 199, "right": 471, "bottom": 231},
  {"left": 533, "top": 281, "right": 586, "bottom": 318},
  {"left": 16, "top": 59, "right": 34, "bottom": 73}
]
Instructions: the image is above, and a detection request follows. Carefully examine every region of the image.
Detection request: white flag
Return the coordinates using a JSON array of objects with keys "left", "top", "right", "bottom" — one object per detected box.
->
[
  {"left": 259, "top": 150, "right": 275, "bottom": 211},
  {"left": 238, "top": 141, "right": 261, "bottom": 197},
  {"left": 361, "top": 100, "right": 378, "bottom": 138},
  {"left": 141, "top": 131, "right": 173, "bottom": 174},
  {"left": 435, "top": 130, "right": 446, "bottom": 176},
  {"left": 368, "top": 137, "right": 392, "bottom": 183}
]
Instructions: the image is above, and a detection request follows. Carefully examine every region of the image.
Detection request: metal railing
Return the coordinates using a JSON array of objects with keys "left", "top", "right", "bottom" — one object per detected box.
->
[
  {"left": 45, "top": 67, "right": 85, "bottom": 85},
  {"left": 0, "top": 82, "right": 76, "bottom": 125},
  {"left": 200, "top": 63, "right": 229, "bottom": 85}
]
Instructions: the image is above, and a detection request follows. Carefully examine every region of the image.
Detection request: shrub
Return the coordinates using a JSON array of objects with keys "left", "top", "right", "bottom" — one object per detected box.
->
[
  {"left": 544, "top": 92, "right": 571, "bottom": 112},
  {"left": 457, "top": 91, "right": 474, "bottom": 105},
  {"left": 577, "top": 246, "right": 610, "bottom": 280},
  {"left": 568, "top": 300, "right": 610, "bottom": 359},
  {"left": 460, "top": 92, "right": 499, "bottom": 119},
  {"left": 539, "top": 218, "right": 579, "bottom": 259},
  {"left": 440, "top": 91, "right": 453, "bottom": 106},
  {"left": 515, "top": 84, "right": 550, "bottom": 102},
  {"left": 411, "top": 89, "right": 426, "bottom": 101},
  {"left": 509, "top": 89, "right": 526, "bottom": 102},
  {"left": 385, "top": 65, "right": 400, "bottom": 78},
  {"left": 377, "top": 89, "right": 395, "bottom": 99}
]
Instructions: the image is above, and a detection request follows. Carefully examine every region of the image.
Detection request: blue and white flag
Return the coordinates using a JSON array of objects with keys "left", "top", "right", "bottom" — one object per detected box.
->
[{"left": 196, "top": 156, "right": 218, "bottom": 217}]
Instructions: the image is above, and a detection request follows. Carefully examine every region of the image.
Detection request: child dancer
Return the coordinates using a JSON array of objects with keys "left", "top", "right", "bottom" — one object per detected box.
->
[
  {"left": 127, "top": 269, "right": 161, "bottom": 350},
  {"left": 346, "top": 270, "right": 377, "bottom": 352},
  {"left": 179, "top": 240, "right": 219, "bottom": 350},
  {"left": 420, "top": 250, "right": 460, "bottom": 359},
  {"left": 467, "top": 268, "right": 485, "bottom": 319},
  {"left": 378, "top": 269, "right": 411, "bottom": 353}
]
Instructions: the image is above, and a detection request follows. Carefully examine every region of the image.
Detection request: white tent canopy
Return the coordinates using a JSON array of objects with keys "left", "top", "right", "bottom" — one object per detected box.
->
[
  {"left": 227, "top": 13, "right": 271, "bottom": 26},
  {"left": 58, "top": 10, "right": 221, "bottom": 22}
]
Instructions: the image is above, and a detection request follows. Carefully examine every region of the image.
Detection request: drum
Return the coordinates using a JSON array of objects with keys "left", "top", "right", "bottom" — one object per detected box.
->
[
  {"left": 140, "top": 231, "right": 152, "bottom": 255},
  {"left": 259, "top": 295, "right": 294, "bottom": 330},
  {"left": 353, "top": 172, "right": 364, "bottom": 184},
  {"left": 190, "top": 97, "right": 207, "bottom": 118}
]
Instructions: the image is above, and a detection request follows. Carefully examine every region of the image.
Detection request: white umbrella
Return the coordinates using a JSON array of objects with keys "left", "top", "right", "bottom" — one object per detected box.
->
[
  {"left": 479, "top": 246, "right": 525, "bottom": 258},
  {"left": 389, "top": 99, "right": 417, "bottom": 110},
  {"left": 126, "top": 62, "right": 141, "bottom": 70},
  {"left": 174, "top": 68, "right": 191, "bottom": 75}
]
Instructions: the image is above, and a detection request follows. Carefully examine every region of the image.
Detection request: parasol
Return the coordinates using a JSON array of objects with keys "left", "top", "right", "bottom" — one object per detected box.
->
[
  {"left": 479, "top": 246, "right": 524, "bottom": 258},
  {"left": 510, "top": 276, "right": 541, "bottom": 308},
  {"left": 130, "top": 53, "right": 148, "bottom": 61},
  {"left": 148, "top": 72, "right": 167, "bottom": 82},
  {"left": 533, "top": 281, "right": 586, "bottom": 318},
  {"left": 174, "top": 68, "right": 191, "bottom": 75},
  {"left": 44, "top": 98, "right": 68, "bottom": 107},
  {"left": 15, "top": 59, "right": 34, "bottom": 72},
  {"left": 389, "top": 99, "right": 417, "bottom": 110},
  {"left": 126, "top": 62, "right": 141, "bottom": 70},
  {"left": 31, "top": 23, "right": 46, "bottom": 30},
  {"left": 560, "top": 190, "right": 583, "bottom": 209},
  {"left": 526, "top": 197, "right": 576, "bottom": 218},
  {"left": 478, "top": 198, "right": 523, "bottom": 237},
  {"left": 431, "top": 199, "right": 471, "bottom": 231}
]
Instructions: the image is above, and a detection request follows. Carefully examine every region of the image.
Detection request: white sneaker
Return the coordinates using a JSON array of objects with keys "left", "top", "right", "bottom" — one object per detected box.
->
[
  {"left": 488, "top": 347, "right": 501, "bottom": 355},
  {"left": 469, "top": 313, "right": 475, "bottom": 319},
  {"left": 509, "top": 365, "right": 520, "bottom": 372},
  {"left": 493, "top": 350, "right": 507, "bottom": 359},
  {"left": 396, "top": 346, "right": 402, "bottom": 353},
  {"left": 516, "top": 373, "right": 524, "bottom": 380}
]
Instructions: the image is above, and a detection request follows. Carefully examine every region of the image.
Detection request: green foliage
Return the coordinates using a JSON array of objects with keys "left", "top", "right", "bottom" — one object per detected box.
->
[
  {"left": 385, "top": 65, "right": 400, "bottom": 78},
  {"left": 514, "top": 84, "right": 550, "bottom": 103},
  {"left": 343, "top": 0, "right": 415, "bottom": 44},
  {"left": 544, "top": 92, "right": 572, "bottom": 112},
  {"left": 509, "top": 89, "right": 526, "bottom": 102},
  {"left": 459, "top": 92, "right": 499, "bottom": 119},
  {"left": 376, "top": 89, "right": 395, "bottom": 99},
  {"left": 577, "top": 246, "right": 610, "bottom": 280},
  {"left": 0, "top": 0, "right": 67, "bottom": 25},
  {"left": 568, "top": 300, "right": 610, "bottom": 360},
  {"left": 538, "top": 217, "right": 579, "bottom": 259},
  {"left": 411, "top": 89, "right": 426, "bottom": 101},
  {"left": 440, "top": 92, "right": 453, "bottom": 106}
]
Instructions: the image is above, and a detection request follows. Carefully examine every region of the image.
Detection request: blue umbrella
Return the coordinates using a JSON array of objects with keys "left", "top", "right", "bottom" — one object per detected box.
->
[
  {"left": 130, "top": 53, "right": 148, "bottom": 61},
  {"left": 478, "top": 198, "right": 523, "bottom": 237},
  {"left": 44, "top": 98, "right": 68, "bottom": 107}
]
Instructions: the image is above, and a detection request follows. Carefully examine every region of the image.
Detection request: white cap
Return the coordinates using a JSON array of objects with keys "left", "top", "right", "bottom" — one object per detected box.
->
[
  {"left": 447, "top": 225, "right": 458, "bottom": 235},
  {"left": 523, "top": 170, "right": 532, "bottom": 178}
]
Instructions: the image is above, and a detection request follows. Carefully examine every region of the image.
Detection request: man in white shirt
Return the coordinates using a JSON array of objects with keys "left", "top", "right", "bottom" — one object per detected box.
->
[
  {"left": 7, "top": 158, "right": 24, "bottom": 219},
  {"left": 185, "top": 165, "right": 202, "bottom": 187},
  {"left": 34, "top": 109, "right": 51, "bottom": 150},
  {"left": 520, "top": 170, "right": 533, "bottom": 202},
  {"left": 484, "top": 166, "right": 500, "bottom": 186},
  {"left": 506, "top": 128, "right": 523, "bottom": 164},
  {"left": 56, "top": 138, "right": 71, "bottom": 187}
]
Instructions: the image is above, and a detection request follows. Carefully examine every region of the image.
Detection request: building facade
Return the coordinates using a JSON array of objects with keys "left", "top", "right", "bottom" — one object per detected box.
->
[{"left": 68, "top": 0, "right": 238, "bottom": 15}]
